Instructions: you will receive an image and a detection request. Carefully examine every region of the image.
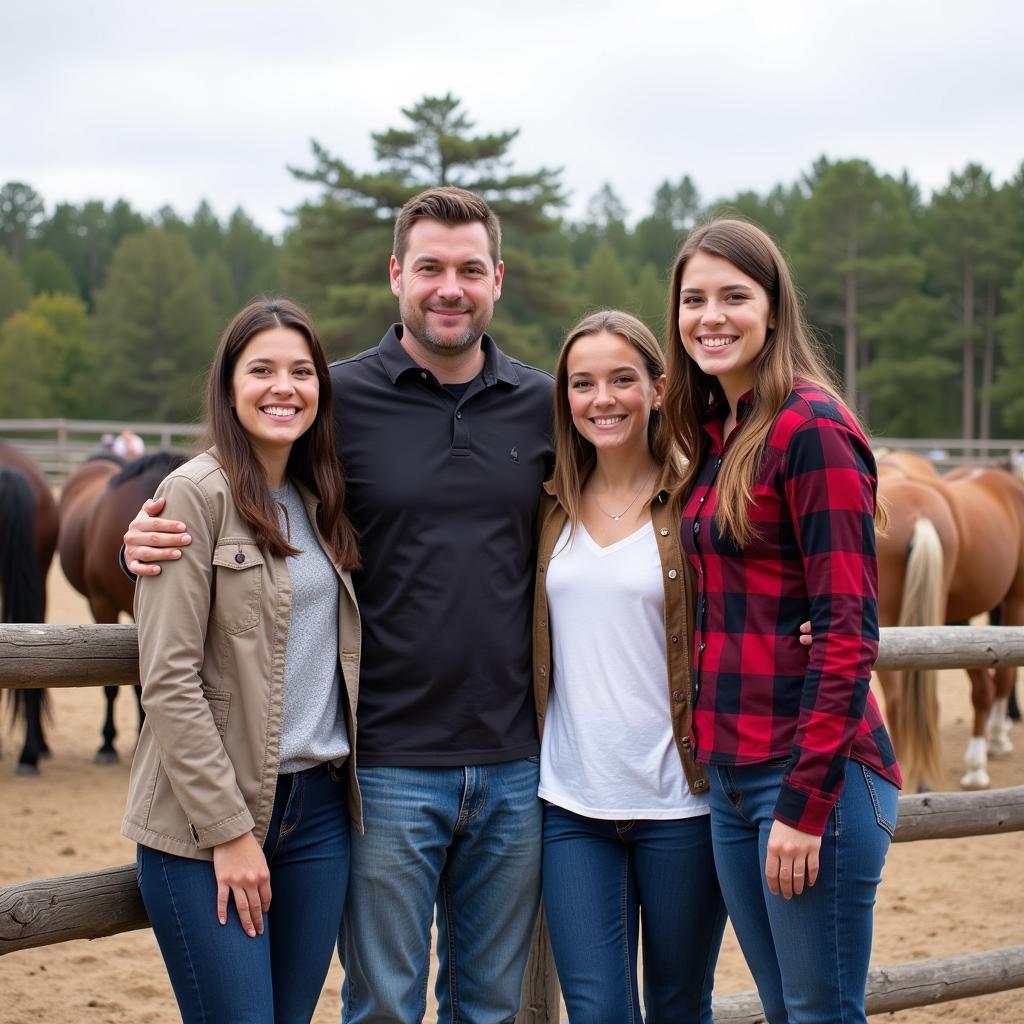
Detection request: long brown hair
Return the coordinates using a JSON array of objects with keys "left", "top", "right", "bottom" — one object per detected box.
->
[
  {"left": 663, "top": 219, "right": 882, "bottom": 546},
  {"left": 206, "top": 298, "right": 359, "bottom": 569},
  {"left": 552, "top": 310, "right": 681, "bottom": 531}
]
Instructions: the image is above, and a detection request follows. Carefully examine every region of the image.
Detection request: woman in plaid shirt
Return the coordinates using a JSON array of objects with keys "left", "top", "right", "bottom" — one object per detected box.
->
[{"left": 664, "top": 219, "right": 902, "bottom": 1023}]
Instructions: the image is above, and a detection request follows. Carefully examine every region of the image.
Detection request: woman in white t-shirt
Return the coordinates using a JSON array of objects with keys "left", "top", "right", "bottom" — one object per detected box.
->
[{"left": 532, "top": 310, "right": 726, "bottom": 1022}]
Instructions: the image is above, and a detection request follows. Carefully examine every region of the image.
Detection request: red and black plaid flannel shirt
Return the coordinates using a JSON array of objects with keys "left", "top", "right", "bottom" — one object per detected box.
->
[{"left": 682, "top": 382, "right": 901, "bottom": 836}]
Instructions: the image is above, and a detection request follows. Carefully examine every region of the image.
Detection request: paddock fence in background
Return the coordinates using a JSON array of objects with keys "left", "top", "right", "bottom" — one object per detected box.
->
[{"left": 2, "top": 420, "right": 1024, "bottom": 488}]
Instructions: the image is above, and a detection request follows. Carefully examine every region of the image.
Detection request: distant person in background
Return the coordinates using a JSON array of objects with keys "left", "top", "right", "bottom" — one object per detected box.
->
[
  {"left": 99, "top": 432, "right": 116, "bottom": 454},
  {"left": 113, "top": 429, "right": 145, "bottom": 459}
]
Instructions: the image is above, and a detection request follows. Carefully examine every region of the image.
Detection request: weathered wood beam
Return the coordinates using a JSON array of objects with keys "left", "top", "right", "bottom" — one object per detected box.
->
[
  {"left": 712, "top": 945, "right": 1024, "bottom": 1022},
  {"left": 0, "top": 864, "right": 147, "bottom": 955},
  {"left": 3, "top": 624, "right": 1024, "bottom": 690},
  {"left": 893, "top": 785, "right": 1024, "bottom": 841},
  {"left": 4, "top": 786, "right": 1022, "bottom": 957},
  {"left": 0, "top": 624, "right": 139, "bottom": 688},
  {"left": 874, "top": 625, "right": 1024, "bottom": 670},
  {"left": 516, "top": 907, "right": 560, "bottom": 1024}
]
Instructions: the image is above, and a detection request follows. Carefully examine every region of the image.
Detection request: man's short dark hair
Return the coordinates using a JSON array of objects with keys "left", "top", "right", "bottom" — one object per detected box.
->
[{"left": 393, "top": 187, "right": 501, "bottom": 267}]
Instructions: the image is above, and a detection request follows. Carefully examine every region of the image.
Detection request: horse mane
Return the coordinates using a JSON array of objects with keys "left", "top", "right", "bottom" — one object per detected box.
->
[
  {"left": 84, "top": 452, "right": 127, "bottom": 468},
  {"left": 108, "top": 451, "right": 189, "bottom": 489}
]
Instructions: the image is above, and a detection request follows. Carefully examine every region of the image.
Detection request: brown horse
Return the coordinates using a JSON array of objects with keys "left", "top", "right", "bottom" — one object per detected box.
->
[
  {"left": 876, "top": 455, "right": 1024, "bottom": 790},
  {"left": 0, "top": 441, "right": 59, "bottom": 774},
  {"left": 58, "top": 451, "right": 187, "bottom": 763}
]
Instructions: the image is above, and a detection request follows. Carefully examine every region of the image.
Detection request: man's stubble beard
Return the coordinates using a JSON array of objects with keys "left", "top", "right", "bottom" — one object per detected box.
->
[{"left": 401, "top": 300, "right": 492, "bottom": 357}]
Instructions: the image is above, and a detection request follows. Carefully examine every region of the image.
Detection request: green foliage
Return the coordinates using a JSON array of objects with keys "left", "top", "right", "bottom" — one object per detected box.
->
[
  {"left": 788, "top": 160, "right": 919, "bottom": 410},
  {"left": 26, "top": 249, "right": 79, "bottom": 297},
  {"left": 7, "top": 105, "right": 1024, "bottom": 438},
  {"left": 0, "top": 293, "right": 94, "bottom": 417},
  {"left": 36, "top": 198, "right": 148, "bottom": 306},
  {"left": 288, "top": 94, "right": 572, "bottom": 360},
  {"left": 995, "top": 262, "right": 1024, "bottom": 430},
  {"left": 0, "top": 249, "right": 32, "bottom": 322},
  {"left": 0, "top": 182, "right": 45, "bottom": 262},
  {"left": 93, "top": 228, "right": 216, "bottom": 421}
]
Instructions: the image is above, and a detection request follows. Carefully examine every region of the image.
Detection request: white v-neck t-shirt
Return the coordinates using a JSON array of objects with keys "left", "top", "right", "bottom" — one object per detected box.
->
[{"left": 538, "top": 520, "right": 708, "bottom": 820}]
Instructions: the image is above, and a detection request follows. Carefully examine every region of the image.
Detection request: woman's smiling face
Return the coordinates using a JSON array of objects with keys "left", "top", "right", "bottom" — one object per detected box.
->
[{"left": 678, "top": 251, "right": 774, "bottom": 401}]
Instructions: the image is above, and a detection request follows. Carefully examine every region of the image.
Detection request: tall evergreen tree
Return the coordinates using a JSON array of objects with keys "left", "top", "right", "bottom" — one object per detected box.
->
[
  {"left": 995, "top": 262, "right": 1024, "bottom": 432},
  {"left": 923, "top": 164, "right": 1001, "bottom": 440},
  {"left": 788, "top": 159, "right": 919, "bottom": 415},
  {"left": 0, "top": 249, "right": 32, "bottom": 322},
  {"left": 93, "top": 228, "right": 215, "bottom": 420},
  {"left": 0, "top": 182, "right": 45, "bottom": 262},
  {"left": 26, "top": 249, "right": 79, "bottom": 297},
  {"left": 36, "top": 198, "right": 147, "bottom": 306},
  {"left": 286, "top": 94, "right": 571, "bottom": 361}
]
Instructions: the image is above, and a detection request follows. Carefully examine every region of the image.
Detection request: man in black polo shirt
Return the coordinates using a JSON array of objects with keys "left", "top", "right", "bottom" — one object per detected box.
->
[{"left": 124, "top": 187, "right": 554, "bottom": 1023}]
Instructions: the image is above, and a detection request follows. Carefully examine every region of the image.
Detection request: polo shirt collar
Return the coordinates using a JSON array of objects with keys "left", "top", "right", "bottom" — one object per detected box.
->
[{"left": 378, "top": 323, "right": 521, "bottom": 387}]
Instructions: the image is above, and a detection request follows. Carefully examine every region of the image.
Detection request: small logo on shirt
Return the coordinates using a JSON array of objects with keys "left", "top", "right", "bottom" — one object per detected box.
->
[{"left": 510, "top": 447, "right": 519, "bottom": 463}]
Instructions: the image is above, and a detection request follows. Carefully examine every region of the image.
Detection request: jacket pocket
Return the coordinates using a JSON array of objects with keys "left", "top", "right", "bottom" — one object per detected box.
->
[
  {"left": 204, "top": 688, "right": 231, "bottom": 737},
  {"left": 211, "top": 542, "right": 265, "bottom": 634}
]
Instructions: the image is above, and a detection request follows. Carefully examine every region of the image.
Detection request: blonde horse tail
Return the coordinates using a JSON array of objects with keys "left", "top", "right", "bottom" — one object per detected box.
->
[{"left": 895, "top": 516, "right": 945, "bottom": 790}]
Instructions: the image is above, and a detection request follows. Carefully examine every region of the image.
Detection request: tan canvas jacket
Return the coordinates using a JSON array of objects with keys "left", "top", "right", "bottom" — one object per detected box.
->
[
  {"left": 532, "top": 480, "right": 708, "bottom": 796},
  {"left": 122, "top": 450, "right": 362, "bottom": 860}
]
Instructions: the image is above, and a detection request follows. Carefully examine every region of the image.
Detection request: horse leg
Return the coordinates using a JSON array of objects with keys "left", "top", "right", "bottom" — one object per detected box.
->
[
  {"left": 987, "top": 666, "right": 1015, "bottom": 758},
  {"left": 16, "top": 690, "right": 45, "bottom": 776},
  {"left": 88, "top": 596, "right": 124, "bottom": 764},
  {"left": 961, "top": 667, "right": 994, "bottom": 790},
  {"left": 989, "top": 596, "right": 1023, "bottom": 752},
  {"left": 95, "top": 685, "right": 121, "bottom": 764}
]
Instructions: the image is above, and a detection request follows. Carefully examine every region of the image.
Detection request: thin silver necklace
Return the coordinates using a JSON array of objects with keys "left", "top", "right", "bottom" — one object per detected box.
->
[{"left": 590, "top": 470, "right": 656, "bottom": 521}]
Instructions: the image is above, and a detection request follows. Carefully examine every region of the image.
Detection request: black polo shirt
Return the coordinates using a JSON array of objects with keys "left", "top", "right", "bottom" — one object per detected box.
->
[{"left": 331, "top": 325, "right": 554, "bottom": 766}]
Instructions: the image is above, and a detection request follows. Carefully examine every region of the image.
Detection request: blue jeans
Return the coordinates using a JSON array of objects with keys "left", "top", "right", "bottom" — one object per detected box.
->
[
  {"left": 137, "top": 762, "right": 350, "bottom": 1024},
  {"left": 707, "top": 759, "right": 898, "bottom": 1024},
  {"left": 339, "top": 758, "right": 542, "bottom": 1024},
  {"left": 542, "top": 804, "right": 726, "bottom": 1024}
]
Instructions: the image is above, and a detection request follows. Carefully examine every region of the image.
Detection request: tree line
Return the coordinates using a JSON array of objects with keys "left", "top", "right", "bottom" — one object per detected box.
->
[{"left": 3, "top": 94, "right": 1023, "bottom": 438}]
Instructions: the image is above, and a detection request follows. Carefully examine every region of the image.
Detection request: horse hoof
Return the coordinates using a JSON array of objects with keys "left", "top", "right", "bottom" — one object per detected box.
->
[
  {"left": 988, "top": 734, "right": 1014, "bottom": 758},
  {"left": 15, "top": 762, "right": 40, "bottom": 777},
  {"left": 94, "top": 750, "right": 120, "bottom": 766},
  {"left": 959, "top": 768, "right": 991, "bottom": 790}
]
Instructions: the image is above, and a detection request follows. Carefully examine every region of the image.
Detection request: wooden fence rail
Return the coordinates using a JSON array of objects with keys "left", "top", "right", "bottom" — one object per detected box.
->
[
  {"left": 3, "top": 624, "right": 1024, "bottom": 690},
  {"left": 3, "top": 622, "right": 1023, "bottom": 1020}
]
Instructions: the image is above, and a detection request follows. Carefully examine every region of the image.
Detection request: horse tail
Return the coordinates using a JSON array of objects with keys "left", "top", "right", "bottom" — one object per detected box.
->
[
  {"left": 0, "top": 467, "right": 48, "bottom": 726},
  {"left": 895, "top": 515, "right": 944, "bottom": 790}
]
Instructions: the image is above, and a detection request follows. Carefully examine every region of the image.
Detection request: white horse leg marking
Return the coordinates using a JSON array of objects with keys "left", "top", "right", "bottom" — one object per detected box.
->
[
  {"left": 960, "top": 735, "right": 991, "bottom": 790},
  {"left": 987, "top": 697, "right": 1013, "bottom": 757}
]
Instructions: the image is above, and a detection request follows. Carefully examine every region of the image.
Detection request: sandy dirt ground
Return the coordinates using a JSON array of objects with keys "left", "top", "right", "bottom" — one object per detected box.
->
[{"left": 0, "top": 561, "right": 1021, "bottom": 1023}]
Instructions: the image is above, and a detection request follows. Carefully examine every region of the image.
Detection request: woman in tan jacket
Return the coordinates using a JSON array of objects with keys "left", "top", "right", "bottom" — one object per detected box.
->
[{"left": 122, "top": 299, "right": 361, "bottom": 1024}]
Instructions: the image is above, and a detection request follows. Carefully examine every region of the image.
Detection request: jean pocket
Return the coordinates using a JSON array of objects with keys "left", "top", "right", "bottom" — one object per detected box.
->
[{"left": 860, "top": 763, "right": 898, "bottom": 837}]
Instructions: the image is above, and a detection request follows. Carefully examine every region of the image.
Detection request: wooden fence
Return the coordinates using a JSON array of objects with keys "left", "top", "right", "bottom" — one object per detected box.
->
[
  {"left": 0, "top": 418, "right": 203, "bottom": 485},
  {"left": 1, "top": 624, "right": 1023, "bottom": 1022},
  {"left": 2, "top": 419, "right": 1024, "bottom": 487}
]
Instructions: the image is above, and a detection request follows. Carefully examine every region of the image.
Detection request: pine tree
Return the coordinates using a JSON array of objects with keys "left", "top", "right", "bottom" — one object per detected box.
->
[
  {"left": 286, "top": 94, "right": 571, "bottom": 362},
  {"left": 93, "top": 228, "right": 215, "bottom": 420}
]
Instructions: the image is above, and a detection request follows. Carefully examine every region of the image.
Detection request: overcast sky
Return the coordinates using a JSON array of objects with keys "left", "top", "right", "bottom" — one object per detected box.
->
[{"left": 7, "top": 0, "right": 1023, "bottom": 237}]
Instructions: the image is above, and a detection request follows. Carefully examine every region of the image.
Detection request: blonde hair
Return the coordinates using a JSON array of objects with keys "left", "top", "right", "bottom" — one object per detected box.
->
[
  {"left": 663, "top": 219, "right": 883, "bottom": 546},
  {"left": 552, "top": 310, "right": 682, "bottom": 531}
]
